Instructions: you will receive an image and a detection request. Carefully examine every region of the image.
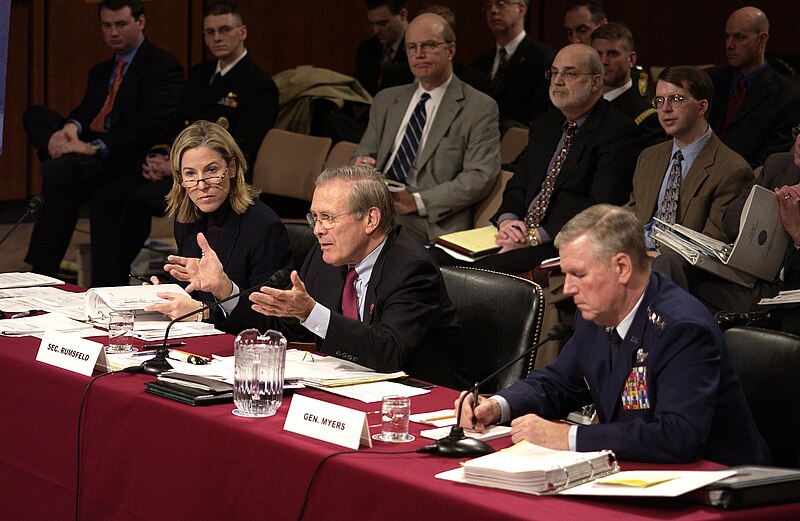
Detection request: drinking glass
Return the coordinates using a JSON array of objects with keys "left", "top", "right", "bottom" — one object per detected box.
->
[
  {"left": 372, "top": 395, "right": 414, "bottom": 442},
  {"left": 106, "top": 310, "right": 136, "bottom": 353}
]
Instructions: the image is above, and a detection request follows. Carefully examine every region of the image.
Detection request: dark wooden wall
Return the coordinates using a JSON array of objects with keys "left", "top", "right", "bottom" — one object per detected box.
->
[{"left": 2, "top": 0, "right": 798, "bottom": 201}]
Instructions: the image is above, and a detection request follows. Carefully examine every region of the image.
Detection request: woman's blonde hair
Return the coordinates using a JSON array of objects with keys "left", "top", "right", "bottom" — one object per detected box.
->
[{"left": 165, "top": 120, "right": 260, "bottom": 223}]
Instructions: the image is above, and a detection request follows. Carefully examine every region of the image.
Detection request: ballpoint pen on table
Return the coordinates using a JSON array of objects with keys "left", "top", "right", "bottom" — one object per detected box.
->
[
  {"left": 141, "top": 342, "right": 186, "bottom": 349},
  {"left": 10, "top": 310, "right": 41, "bottom": 319},
  {"left": 471, "top": 387, "right": 479, "bottom": 430}
]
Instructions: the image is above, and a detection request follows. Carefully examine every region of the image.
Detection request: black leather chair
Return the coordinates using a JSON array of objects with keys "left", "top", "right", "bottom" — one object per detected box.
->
[
  {"left": 283, "top": 221, "right": 316, "bottom": 272},
  {"left": 440, "top": 266, "right": 544, "bottom": 394},
  {"left": 724, "top": 326, "right": 800, "bottom": 468}
]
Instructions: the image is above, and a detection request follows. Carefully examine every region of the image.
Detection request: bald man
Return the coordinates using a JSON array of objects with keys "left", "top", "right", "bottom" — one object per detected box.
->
[{"left": 706, "top": 6, "right": 800, "bottom": 168}]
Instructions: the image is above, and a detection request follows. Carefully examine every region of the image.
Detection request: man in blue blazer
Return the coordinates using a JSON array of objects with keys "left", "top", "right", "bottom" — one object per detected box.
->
[
  {"left": 353, "top": 12, "right": 500, "bottom": 243},
  {"left": 23, "top": 0, "right": 184, "bottom": 279},
  {"left": 461, "top": 204, "right": 770, "bottom": 465}
]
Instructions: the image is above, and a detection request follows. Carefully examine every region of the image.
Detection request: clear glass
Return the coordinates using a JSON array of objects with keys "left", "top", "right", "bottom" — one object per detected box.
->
[
  {"left": 372, "top": 395, "right": 414, "bottom": 443},
  {"left": 233, "top": 329, "right": 287, "bottom": 418},
  {"left": 106, "top": 310, "right": 136, "bottom": 353}
]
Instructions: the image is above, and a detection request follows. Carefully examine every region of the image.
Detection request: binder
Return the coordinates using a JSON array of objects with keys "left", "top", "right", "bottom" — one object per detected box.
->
[{"left": 689, "top": 465, "right": 800, "bottom": 510}]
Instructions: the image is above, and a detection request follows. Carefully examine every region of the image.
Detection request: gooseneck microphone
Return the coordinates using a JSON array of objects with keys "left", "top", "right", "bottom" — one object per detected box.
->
[
  {"left": 125, "top": 269, "right": 292, "bottom": 375},
  {"left": 417, "top": 323, "right": 568, "bottom": 458},
  {"left": 0, "top": 195, "right": 44, "bottom": 248}
]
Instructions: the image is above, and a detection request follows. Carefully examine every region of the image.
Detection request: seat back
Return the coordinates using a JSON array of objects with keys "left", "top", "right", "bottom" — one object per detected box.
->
[
  {"left": 251, "top": 129, "right": 332, "bottom": 202},
  {"left": 440, "top": 266, "right": 544, "bottom": 393},
  {"left": 282, "top": 220, "right": 317, "bottom": 272},
  {"left": 500, "top": 127, "right": 529, "bottom": 164},
  {"left": 724, "top": 326, "right": 800, "bottom": 468},
  {"left": 473, "top": 170, "right": 513, "bottom": 228},
  {"left": 324, "top": 140, "right": 359, "bottom": 169}
]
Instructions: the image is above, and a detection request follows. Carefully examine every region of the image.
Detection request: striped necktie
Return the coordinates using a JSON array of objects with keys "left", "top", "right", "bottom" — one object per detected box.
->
[
  {"left": 90, "top": 58, "right": 127, "bottom": 133},
  {"left": 493, "top": 47, "right": 508, "bottom": 91},
  {"left": 388, "top": 92, "right": 430, "bottom": 183}
]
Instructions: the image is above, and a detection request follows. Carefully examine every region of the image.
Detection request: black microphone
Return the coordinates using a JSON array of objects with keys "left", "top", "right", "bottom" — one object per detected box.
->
[
  {"left": 125, "top": 269, "right": 292, "bottom": 375},
  {"left": 417, "top": 323, "right": 568, "bottom": 458},
  {"left": 0, "top": 195, "right": 44, "bottom": 248}
]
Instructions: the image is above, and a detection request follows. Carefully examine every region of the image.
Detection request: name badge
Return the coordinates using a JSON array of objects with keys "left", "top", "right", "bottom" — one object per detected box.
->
[
  {"left": 35, "top": 330, "right": 104, "bottom": 377},
  {"left": 284, "top": 394, "right": 372, "bottom": 449}
]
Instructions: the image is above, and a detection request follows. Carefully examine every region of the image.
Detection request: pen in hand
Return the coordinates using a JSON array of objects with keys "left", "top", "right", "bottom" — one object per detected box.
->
[
  {"left": 129, "top": 273, "right": 152, "bottom": 284},
  {"left": 471, "top": 387, "right": 479, "bottom": 430}
]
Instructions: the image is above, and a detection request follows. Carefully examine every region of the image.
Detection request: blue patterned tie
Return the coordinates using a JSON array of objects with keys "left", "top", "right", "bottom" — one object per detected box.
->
[
  {"left": 653, "top": 150, "right": 684, "bottom": 248},
  {"left": 388, "top": 93, "right": 431, "bottom": 183}
]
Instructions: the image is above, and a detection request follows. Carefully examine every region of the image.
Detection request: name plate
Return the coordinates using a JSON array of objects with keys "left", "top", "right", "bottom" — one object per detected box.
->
[
  {"left": 35, "top": 330, "right": 104, "bottom": 377},
  {"left": 284, "top": 394, "right": 372, "bottom": 449}
]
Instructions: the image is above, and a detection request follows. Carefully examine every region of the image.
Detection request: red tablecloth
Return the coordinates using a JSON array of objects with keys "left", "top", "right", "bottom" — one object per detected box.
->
[{"left": 1, "top": 331, "right": 798, "bottom": 520}]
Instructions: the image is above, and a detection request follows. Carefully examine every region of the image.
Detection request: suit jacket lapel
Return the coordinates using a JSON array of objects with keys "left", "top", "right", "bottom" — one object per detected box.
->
[
  {"left": 640, "top": 142, "right": 672, "bottom": 217},
  {"left": 678, "top": 134, "right": 716, "bottom": 222},
  {"left": 110, "top": 39, "right": 149, "bottom": 127},
  {"left": 552, "top": 100, "right": 606, "bottom": 192},
  {"left": 729, "top": 66, "right": 774, "bottom": 127},
  {"left": 362, "top": 229, "right": 398, "bottom": 324},
  {"left": 415, "top": 78, "right": 464, "bottom": 171},
  {"left": 378, "top": 85, "right": 416, "bottom": 170}
]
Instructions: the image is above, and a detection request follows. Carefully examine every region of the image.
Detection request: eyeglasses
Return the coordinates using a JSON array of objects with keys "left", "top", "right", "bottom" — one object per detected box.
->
[
  {"left": 651, "top": 94, "right": 697, "bottom": 110},
  {"left": 202, "top": 25, "right": 242, "bottom": 38},
  {"left": 544, "top": 68, "right": 597, "bottom": 81},
  {"left": 792, "top": 125, "right": 800, "bottom": 141},
  {"left": 481, "top": 0, "right": 521, "bottom": 10},
  {"left": 306, "top": 212, "right": 351, "bottom": 230},
  {"left": 405, "top": 40, "right": 450, "bottom": 55},
  {"left": 180, "top": 164, "right": 229, "bottom": 188}
]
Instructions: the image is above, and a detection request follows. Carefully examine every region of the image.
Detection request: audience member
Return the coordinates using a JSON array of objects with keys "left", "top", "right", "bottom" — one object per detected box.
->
[
  {"left": 22, "top": 0, "right": 184, "bottom": 278},
  {"left": 590, "top": 22, "right": 663, "bottom": 146},
  {"left": 563, "top": 0, "right": 607, "bottom": 44},
  {"left": 458, "top": 204, "right": 770, "bottom": 466},
  {"left": 442, "top": 44, "right": 643, "bottom": 274},
  {"left": 353, "top": 13, "right": 500, "bottom": 242},
  {"left": 628, "top": 66, "right": 753, "bottom": 256},
  {"left": 471, "top": 0, "right": 555, "bottom": 131},
  {"left": 354, "top": 0, "right": 410, "bottom": 96},
  {"left": 688, "top": 124, "right": 800, "bottom": 317},
  {"left": 90, "top": 1, "right": 278, "bottom": 287},
  {"left": 381, "top": 5, "right": 492, "bottom": 95},
  {"left": 168, "top": 165, "right": 471, "bottom": 389},
  {"left": 706, "top": 7, "right": 800, "bottom": 167},
  {"left": 143, "top": 121, "right": 291, "bottom": 329}
]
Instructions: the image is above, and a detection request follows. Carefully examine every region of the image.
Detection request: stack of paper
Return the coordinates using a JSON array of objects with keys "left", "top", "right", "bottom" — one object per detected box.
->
[
  {"left": 433, "top": 225, "right": 500, "bottom": 262},
  {"left": 0, "top": 272, "right": 63, "bottom": 289},
  {"left": 284, "top": 349, "right": 406, "bottom": 387},
  {"left": 437, "top": 441, "right": 618, "bottom": 494},
  {"left": 84, "top": 284, "right": 191, "bottom": 320}
]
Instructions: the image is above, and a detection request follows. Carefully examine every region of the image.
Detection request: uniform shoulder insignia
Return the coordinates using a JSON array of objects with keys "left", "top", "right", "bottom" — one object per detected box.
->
[
  {"left": 634, "top": 108, "right": 657, "bottom": 126},
  {"left": 646, "top": 306, "right": 666, "bottom": 329}
]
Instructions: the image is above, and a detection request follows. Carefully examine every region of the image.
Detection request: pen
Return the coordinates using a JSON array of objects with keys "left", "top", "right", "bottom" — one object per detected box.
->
[
  {"left": 423, "top": 414, "right": 455, "bottom": 422},
  {"left": 1, "top": 330, "right": 44, "bottom": 335},
  {"left": 168, "top": 349, "right": 210, "bottom": 365},
  {"left": 129, "top": 273, "right": 151, "bottom": 284},
  {"left": 471, "top": 387, "right": 479, "bottom": 430},
  {"left": 141, "top": 342, "right": 186, "bottom": 349},
  {"left": 131, "top": 350, "right": 158, "bottom": 357},
  {"left": 10, "top": 310, "right": 40, "bottom": 319}
]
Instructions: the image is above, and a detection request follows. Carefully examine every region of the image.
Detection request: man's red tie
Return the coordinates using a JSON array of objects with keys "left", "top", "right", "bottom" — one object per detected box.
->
[
  {"left": 720, "top": 76, "right": 747, "bottom": 138},
  {"left": 90, "top": 59, "right": 127, "bottom": 133},
  {"left": 341, "top": 268, "right": 359, "bottom": 320}
]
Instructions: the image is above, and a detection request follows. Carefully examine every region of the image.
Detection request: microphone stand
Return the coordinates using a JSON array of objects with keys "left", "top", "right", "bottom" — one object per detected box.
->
[
  {"left": 418, "top": 324, "right": 567, "bottom": 458},
  {"left": 131, "top": 269, "right": 291, "bottom": 375}
]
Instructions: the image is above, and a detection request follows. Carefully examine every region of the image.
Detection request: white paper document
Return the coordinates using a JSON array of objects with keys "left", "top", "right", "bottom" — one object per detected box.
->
[
  {"left": 410, "top": 409, "right": 457, "bottom": 427},
  {"left": 0, "top": 272, "right": 64, "bottom": 289},
  {"left": 305, "top": 380, "right": 430, "bottom": 403},
  {"left": 420, "top": 424, "right": 511, "bottom": 441},
  {"left": 560, "top": 470, "right": 736, "bottom": 497},
  {"left": 84, "top": 284, "right": 191, "bottom": 319},
  {"left": 0, "top": 312, "right": 97, "bottom": 338},
  {"left": 284, "top": 349, "right": 406, "bottom": 386}
]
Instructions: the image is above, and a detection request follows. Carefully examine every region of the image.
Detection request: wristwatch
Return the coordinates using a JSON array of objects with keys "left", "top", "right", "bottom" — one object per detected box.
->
[
  {"left": 528, "top": 227, "right": 539, "bottom": 247},
  {"left": 89, "top": 139, "right": 103, "bottom": 155}
]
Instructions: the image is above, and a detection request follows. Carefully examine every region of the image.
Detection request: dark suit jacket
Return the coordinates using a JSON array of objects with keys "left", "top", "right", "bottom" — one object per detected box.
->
[
  {"left": 471, "top": 35, "right": 555, "bottom": 127},
  {"left": 69, "top": 38, "right": 184, "bottom": 169},
  {"left": 498, "top": 271, "right": 771, "bottom": 465},
  {"left": 354, "top": 36, "right": 409, "bottom": 96},
  {"left": 223, "top": 227, "right": 470, "bottom": 389},
  {"left": 174, "top": 201, "right": 292, "bottom": 328},
  {"left": 629, "top": 132, "right": 754, "bottom": 242},
  {"left": 609, "top": 86, "right": 664, "bottom": 147},
  {"left": 178, "top": 54, "right": 279, "bottom": 170},
  {"left": 495, "top": 98, "right": 644, "bottom": 240},
  {"left": 707, "top": 63, "right": 800, "bottom": 168}
]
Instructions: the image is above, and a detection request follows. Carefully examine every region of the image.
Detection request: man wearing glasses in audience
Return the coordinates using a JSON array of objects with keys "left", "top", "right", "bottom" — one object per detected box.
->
[
  {"left": 353, "top": 12, "right": 500, "bottom": 243},
  {"left": 629, "top": 66, "right": 754, "bottom": 299},
  {"left": 471, "top": 0, "right": 554, "bottom": 132},
  {"left": 90, "top": 1, "right": 279, "bottom": 287},
  {"left": 174, "top": 165, "right": 470, "bottom": 389}
]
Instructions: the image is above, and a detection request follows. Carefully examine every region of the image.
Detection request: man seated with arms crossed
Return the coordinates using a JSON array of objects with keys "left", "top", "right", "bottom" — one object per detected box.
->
[
  {"left": 458, "top": 204, "right": 770, "bottom": 465},
  {"left": 167, "top": 165, "right": 470, "bottom": 389},
  {"left": 353, "top": 12, "right": 500, "bottom": 243}
]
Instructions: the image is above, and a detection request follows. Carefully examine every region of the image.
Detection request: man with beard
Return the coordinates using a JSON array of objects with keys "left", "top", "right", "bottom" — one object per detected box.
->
[{"left": 443, "top": 44, "right": 643, "bottom": 275}]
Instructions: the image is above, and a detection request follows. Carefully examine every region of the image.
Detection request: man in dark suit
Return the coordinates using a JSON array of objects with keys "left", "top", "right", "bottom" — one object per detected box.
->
[
  {"left": 90, "top": 1, "right": 279, "bottom": 287},
  {"left": 471, "top": 0, "right": 555, "bottom": 131},
  {"left": 353, "top": 0, "right": 409, "bottom": 96},
  {"left": 590, "top": 22, "right": 663, "bottom": 147},
  {"left": 628, "top": 66, "right": 753, "bottom": 253},
  {"left": 460, "top": 204, "right": 770, "bottom": 465},
  {"left": 706, "top": 6, "right": 800, "bottom": 168},
  {"left": 464, "top": 44, "right": 643, "bottom": 275},
  {"left": 177, "top": 165, "right": 469, "bottom": 389},
  {"left": 22, "top": 0, "right": 184, "bottom": 279},
  {"left": 353, "top": 13, "right": 500, "bottom": 242}
]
